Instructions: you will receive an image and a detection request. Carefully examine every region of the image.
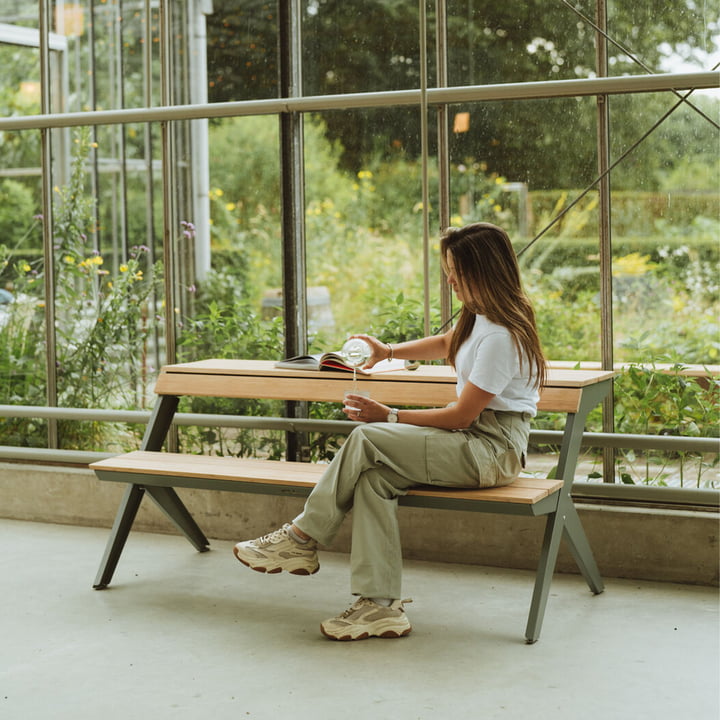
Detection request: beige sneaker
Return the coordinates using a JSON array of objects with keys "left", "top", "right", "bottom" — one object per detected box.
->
[
  {"left": 233, "top": 524, "right": 319, "bottom": 575},
  {"left": 320, "top": 598, "right": 412, "bottom": 641}
]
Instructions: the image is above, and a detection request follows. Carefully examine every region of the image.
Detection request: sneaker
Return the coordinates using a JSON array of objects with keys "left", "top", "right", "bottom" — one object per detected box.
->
[
  {"left": 320, "top": 598, "right": 412, "bottom": 641},
  {"left": 232, "top": 524, "right": 319, "bottom": 575}
]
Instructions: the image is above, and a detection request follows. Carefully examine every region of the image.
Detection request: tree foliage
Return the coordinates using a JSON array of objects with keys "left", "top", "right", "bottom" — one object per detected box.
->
[{"left": 206, "top": 0, "right": 719, "bottom": 188}]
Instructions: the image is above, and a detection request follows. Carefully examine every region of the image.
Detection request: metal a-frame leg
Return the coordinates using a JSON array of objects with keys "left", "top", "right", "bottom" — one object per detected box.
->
[
  {"left": 562, "top": 501, "right": 604, "bottom": 594},
  {"left": 524, "top": 378, "right": 612, "bottom": 643},
  {"left": 93, "top": 394, "right": 182, "bottom": 589},
  {"left": 93, "top": 483, "right": 146, "bottom": 589},
  {"left": 145, "top": 486, "right": 210, "bottom": 552},
  {"left": 524, "top": 503, "right": 566, "bottom": 644}
]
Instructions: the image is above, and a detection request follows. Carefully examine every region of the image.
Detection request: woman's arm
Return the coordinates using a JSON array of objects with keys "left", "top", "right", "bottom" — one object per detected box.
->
[
  {"left": 352, "top": 331, "right": 452, "bottom": 368},
  {"left": 343, "top": 379, "right": 494, "bottom": 430}
]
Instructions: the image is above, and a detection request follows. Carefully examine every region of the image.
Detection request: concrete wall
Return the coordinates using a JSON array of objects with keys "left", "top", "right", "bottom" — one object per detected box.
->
[{"left": 1, "top": 461, "right": 717, "bottom": 586}]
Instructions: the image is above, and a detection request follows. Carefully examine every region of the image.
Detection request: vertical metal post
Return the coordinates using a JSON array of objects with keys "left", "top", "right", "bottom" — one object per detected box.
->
[
  {"left": 419, "top": 0, "right": 431, "bottom": 337},
  {"left": 595, "top": 0, "right": 615, "bottom": 482},
  {"left": 39, "top": 0, "right": 58, "bottom": 448},
  {"left": 159, "top": 0, "right": 179, "bottom": 452},
  {"left": 117, "top": 0, "right": 130, "bottom": 259},
  {"left": 89, "top": 0, "right": 102, "bottom": 254},
  {"left": 144, "top": 0, "right": 160, "bottom": 372},
  {"left": 435, "top": 0, "right": 452, "bottom": 329},
  {"left": 159, "top": 0, "right": 177, "bottom": 366},
  {"left": 279, "top": 0, "right": 308, "bottom": 460}
]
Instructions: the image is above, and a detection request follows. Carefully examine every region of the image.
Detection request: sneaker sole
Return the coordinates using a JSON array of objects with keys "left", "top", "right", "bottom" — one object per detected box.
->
[
  {"left": 233, "top": 546, "right": 319, "bottom": 575},
  {"left": 320, "top": 623, "right": 412, "bottom": 641}
]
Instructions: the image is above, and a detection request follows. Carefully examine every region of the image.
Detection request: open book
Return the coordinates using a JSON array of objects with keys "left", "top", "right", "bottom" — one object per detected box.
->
[{"left": 275, "top": 352, "right": 407, "bottom": 375}]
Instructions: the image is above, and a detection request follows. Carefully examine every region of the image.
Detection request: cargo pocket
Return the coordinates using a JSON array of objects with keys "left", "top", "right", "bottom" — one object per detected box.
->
[
  {"left": 424, "top": 431, "right": 485, "bottom": 488},
  {"left": 466, "top": 411, "right": 525, "bottom": 488}
]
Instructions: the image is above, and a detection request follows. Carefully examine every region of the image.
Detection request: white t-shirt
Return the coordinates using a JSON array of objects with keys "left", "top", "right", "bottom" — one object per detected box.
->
[{"left": 454, "top": 314, "right": 540, "bottom": 416}]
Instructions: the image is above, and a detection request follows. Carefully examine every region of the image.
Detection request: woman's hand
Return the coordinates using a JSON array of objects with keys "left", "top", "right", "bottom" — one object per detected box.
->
[
  {"left": 342, "top": 393, "right": 390, "bottom": 423},
  {"left": 349, "top": 334, "right": 390, "bottom": 369}
]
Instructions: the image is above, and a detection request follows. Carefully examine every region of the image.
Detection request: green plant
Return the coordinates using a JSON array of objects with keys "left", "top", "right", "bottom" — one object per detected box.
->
[
  {"left": 613, "top": 363, "right": 719, "bottom": 487},
  {"left": 176, "top": 273, "right": 286, "bottom": 458},
  {"left": 0, "top": 128, "right": 165, "bottom": 450}
]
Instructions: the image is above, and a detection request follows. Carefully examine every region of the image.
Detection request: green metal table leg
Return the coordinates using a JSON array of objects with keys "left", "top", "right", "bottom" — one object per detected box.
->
[
  {"left": 93, "top": 483, "right": 145, "bottom": 589},
  {"left": 562, "top": 501, "right": 604, "bottom": 594},
  {"left": 145, "top": 485, "right": 210, "bottom": 552},
  {"left": 524, "top": 508, "right": 566, "bottom": 644}
]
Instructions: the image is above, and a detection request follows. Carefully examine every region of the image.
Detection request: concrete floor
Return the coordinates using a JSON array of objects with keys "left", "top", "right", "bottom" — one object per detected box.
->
[{"left": 1, "top": 519, "right": 718, "bottom": 720}]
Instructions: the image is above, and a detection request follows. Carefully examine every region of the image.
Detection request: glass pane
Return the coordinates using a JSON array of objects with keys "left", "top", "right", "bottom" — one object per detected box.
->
[
  {"left": 177, "top": 114, "right": 283, "bottom": 361},
  {"left": 46, "top": 125, "right": 163, "bottom": 449},
  {"left": 175, "top": 114, "right": 285, "bottom": 456},
  {"left": 305, "top": 107, "right": 434, "bottom": 350},
  {"left": 47, "top": 1, "right": 196, "bottom": 112},
  {"left": 608, "top": 91, "right": 719, "bottom": 367},
  {"left": 447, "top": 97, "right": 601, "bottom": 361},
  {"left": 608, "top": 89, "right": 719, "bottom": 487},
  {"left": 0, "top": 128, "right": 45, "bottom": 446},
  {"left": 446, "top": 0, "right": 597, "bottom": 85},
  {"left": 0, "top": 2, "right": 39, "bottom": 29},
  {"left": 608, "top": 0, "right": 720, "bottom": 75},
  {"left": 302, "top": 0, "right": 421, "bottom": 95},
  {"left": 206, "top": 2, "right": 279, "bottom": 102}
]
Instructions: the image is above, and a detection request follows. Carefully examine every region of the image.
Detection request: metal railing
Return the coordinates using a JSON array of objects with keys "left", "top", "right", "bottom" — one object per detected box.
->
[{"left": 1, "top": 404, "right": 717, "bottom": 509}]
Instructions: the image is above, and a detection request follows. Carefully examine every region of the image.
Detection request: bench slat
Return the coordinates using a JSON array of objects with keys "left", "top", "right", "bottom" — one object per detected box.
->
[{"left": 90, "top": 451, "right": 563, "bottom": 506}]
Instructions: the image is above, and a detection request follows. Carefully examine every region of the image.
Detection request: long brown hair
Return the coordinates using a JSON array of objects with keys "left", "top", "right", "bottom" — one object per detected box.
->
[{"left": 441, "top": 223, "right": 546, "bottom": 389}]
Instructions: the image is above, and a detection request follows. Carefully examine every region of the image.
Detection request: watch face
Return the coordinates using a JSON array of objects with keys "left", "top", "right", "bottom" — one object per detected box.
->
[{"left": 388, "top": 409, "right": 398, "bottom": 423}]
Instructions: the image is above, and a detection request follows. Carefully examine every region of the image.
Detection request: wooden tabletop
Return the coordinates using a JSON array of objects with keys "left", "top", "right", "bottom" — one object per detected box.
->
[
  {"left": 153, "top": 359, "right": 615, "bottom": 413},
  {"left": 161, "top": 359, "right": 614, "bottom": 387}
]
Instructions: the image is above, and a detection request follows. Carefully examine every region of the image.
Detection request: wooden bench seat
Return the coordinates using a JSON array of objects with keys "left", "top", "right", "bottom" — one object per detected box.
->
[
  {"left": 90, "top": 359, "right": 614, "bottom": 643},
  {"left": 92, "top": 450, "right": 564, "bottom": 510}
]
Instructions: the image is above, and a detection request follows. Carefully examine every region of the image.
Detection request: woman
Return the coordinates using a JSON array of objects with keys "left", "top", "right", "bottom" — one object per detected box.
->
[{"left": 233, "top": 222, "right": 546, "bottom": 641}]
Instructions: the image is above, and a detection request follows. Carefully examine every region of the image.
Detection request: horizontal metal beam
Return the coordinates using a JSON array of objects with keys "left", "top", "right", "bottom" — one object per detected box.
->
[
  {"left": 0, "top": 71, "right": 716, "bottom": 132},
  {"left": 1, "top": 405, "right": 717, "bottom": 453}
]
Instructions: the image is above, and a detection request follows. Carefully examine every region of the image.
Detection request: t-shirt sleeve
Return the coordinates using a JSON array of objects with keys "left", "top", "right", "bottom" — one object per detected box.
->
[{"left": 467, "top": 331, "right": 519, "bottom": 395}]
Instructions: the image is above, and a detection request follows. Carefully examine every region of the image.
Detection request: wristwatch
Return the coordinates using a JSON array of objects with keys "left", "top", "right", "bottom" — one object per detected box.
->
[{"left": 387, "top": 408, "right": 399, "bottom": 423}]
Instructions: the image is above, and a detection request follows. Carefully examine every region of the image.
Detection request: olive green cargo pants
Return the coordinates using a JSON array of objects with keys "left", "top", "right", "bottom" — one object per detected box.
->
[{"left": 294, "top": 409, "right": 531, "bottom": 599}]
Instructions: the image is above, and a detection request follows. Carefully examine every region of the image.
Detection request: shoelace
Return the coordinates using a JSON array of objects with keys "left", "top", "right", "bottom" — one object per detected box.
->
[
  {"left": 256, "top": 527, "right": 288, "bottom": 547},
  {"left": 342, "top": 598, "right": 413, "bottom": 617}
]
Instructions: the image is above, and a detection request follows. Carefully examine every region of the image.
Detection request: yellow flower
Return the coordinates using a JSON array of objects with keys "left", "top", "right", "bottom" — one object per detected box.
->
[
  {"left": 613, "top": 253, "right": 656, "bottom": 277},
  {"left": 225, "top": 202, "right": 236, "bottom": 212},
  {"left": 21, "top": 263, "right": 31, "bottom": 272},
  {"left": 119, "top": 264, "right": 128, "bottom": 273},
  {"left": 64, "top": 255, "right": 75, "bottom": 264}
]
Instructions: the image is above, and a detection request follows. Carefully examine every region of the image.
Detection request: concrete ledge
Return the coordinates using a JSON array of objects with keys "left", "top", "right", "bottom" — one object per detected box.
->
[{"left": 1, "top": 462, "right": 717, "bottom": 586}]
